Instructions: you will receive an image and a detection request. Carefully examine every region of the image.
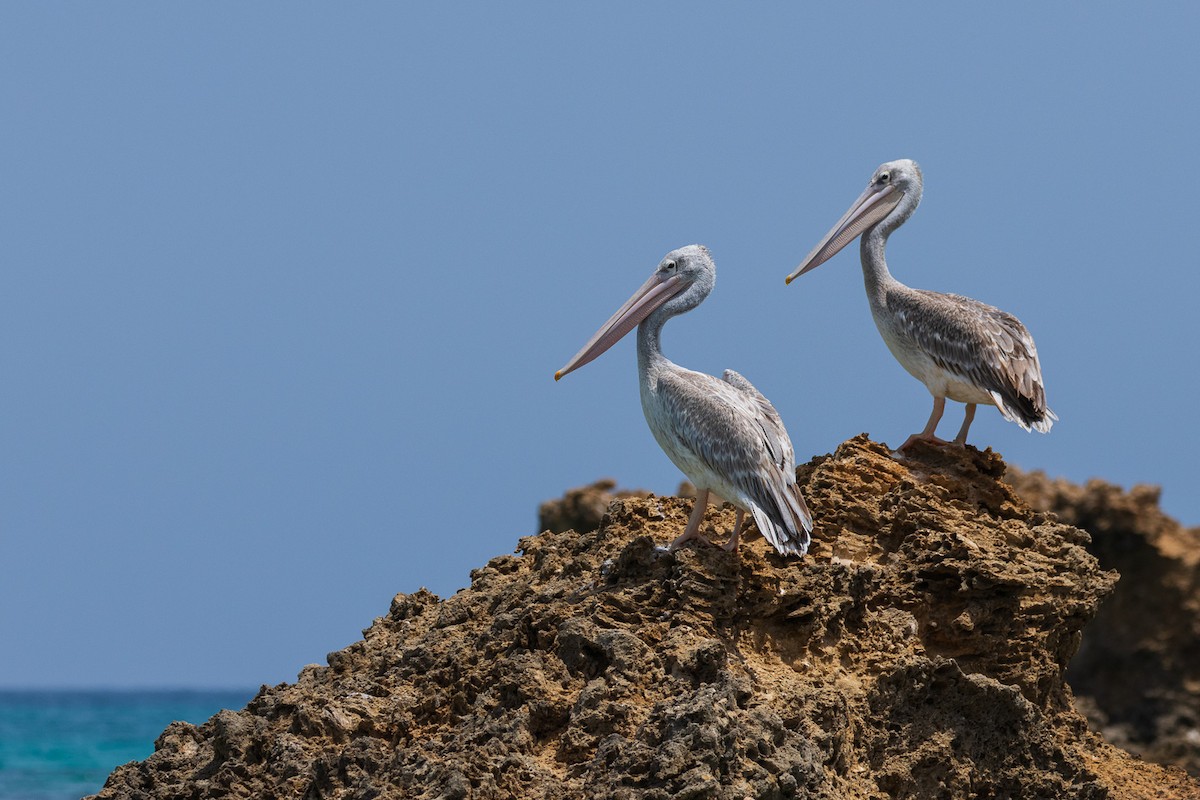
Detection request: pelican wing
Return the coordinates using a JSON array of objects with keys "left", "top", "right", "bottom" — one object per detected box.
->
[
  {"left": 656, "top": 368, "right": 812, "bottom": 555},
  {"left": 720, "top": 369, "right": 797, "bottom": 474},
  {"left": 893, "top": 289, "right": 1056, "bottom": 432}
]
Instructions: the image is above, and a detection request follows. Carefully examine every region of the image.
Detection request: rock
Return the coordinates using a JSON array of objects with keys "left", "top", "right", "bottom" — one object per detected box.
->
[
  {"left": 537, "top": 479, "right": 652, "bottom": 535},
  {"left": 1008, "top": 466, "right": 1200, "bottom": 777},
  {"left": 91, "top": 436, "right": 1199, "bottom": 799}
]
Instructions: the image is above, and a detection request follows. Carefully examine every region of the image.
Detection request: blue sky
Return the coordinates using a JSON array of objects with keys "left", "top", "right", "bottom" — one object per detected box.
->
[{"left": 2, "top": 4, "right": 1196, "bottom": 688}]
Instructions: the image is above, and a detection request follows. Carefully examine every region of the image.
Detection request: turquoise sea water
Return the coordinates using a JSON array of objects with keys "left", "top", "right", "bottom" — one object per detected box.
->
[{"left": 0, "top": 690, "right": 254, "bottom": 800}]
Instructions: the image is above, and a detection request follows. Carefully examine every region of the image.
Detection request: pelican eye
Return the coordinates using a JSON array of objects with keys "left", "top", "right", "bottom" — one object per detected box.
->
[
  {"left": 878, "top": 172, "right": 891, "bottom": 184},
  {"left": 663, "top": 259, "right": 677, "bottom": 272}
]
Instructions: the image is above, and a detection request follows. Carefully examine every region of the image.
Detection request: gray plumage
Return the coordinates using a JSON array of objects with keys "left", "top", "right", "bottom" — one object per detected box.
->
[
  {"left": 789, "top": 159, "right": 1055, "bottom": 447},
  {"left": 645, "top": 365, "right": 812, "bottom": 556},
  {"left": 884, "top": 289, "right": 1054, "bottom": 432},
  {"left": 558, "top": 244, "right": 812, "bottom": 557}
]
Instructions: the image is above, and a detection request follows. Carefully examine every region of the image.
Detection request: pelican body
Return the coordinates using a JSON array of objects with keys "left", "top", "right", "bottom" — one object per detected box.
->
[
  {"left": 786, "top": 160, "right": 1056, "bottom": 449},
  {"left": 557, "top": 245, "right": 812, "bottom": 557}
]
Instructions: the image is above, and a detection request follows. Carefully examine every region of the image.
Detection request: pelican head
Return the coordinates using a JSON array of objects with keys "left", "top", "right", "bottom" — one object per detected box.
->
[
  {"left": 786, "top": 158, "right": 924, "bottom": 283},
  {"left": 555, "top": 244, "right": 714, "bottom": 381}
]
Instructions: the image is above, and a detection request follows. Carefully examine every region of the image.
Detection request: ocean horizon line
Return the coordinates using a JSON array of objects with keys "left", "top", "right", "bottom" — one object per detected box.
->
[{"left": 0, "top": 685, "right": 259, "bottom": 695}]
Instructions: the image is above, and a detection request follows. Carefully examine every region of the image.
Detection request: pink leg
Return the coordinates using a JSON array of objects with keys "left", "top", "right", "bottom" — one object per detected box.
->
[
  {"left": 953, "top": 403, "right": 977, "bottom": 445},
  {"left": 669, "top": 489, "right": 711, "bottom": 550},
  {"left": 721, "top": 509, "right": 746, "bottom": 553},
  {"left": 900, "top": 396, "right": 949, "bottom": 451}
]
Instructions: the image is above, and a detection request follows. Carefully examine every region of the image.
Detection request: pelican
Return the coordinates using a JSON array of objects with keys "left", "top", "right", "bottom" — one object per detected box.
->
[
  {"left": 786, "top": 160, "right": 1056, "bottom": 450},
  {"left": 556, "top": 245, "right": 812, "bottom": 557}
]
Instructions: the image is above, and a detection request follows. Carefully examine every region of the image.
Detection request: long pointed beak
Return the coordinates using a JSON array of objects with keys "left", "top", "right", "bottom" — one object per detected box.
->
[
  {"left": 555, "top": 272, "right": 687, "bottom": 381},
  {"left": 785, "top": 183, "right": 903, "bottom": 284}
]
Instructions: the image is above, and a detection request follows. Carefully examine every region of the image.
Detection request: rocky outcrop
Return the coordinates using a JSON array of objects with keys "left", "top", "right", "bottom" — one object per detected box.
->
[
  {"left": 537, "top": 479, "right": 652, "bottom": 536},
  {"left": 1008, "top": 467, "right": 1200, "bottom": 778},
  {"left": 93, "top": 436, "right": 1199, "bottom": 799}
]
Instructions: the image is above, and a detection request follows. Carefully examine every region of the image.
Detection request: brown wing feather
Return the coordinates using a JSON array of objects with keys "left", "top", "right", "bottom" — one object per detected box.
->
[{"left": 893, "top": 289, "right": 1055, "bottom": 431}]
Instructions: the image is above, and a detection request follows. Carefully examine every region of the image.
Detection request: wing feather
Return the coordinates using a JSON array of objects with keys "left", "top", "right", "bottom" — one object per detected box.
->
[
  {"left": 654, "top": 369, "right": 812, "bottom": 555},
  {"left": 893, "top": 290, "right": 1056, "bottom": 432}
]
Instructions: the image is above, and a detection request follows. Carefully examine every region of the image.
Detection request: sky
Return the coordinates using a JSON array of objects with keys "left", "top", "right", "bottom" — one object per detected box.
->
[{"left": 1, "top": 4, "right": 1197, "bottom": 689}]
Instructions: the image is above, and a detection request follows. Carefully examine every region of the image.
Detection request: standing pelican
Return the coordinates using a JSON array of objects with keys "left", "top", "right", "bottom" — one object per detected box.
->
[
  {"left": 786, "top": 160, "right": 1056, "bottom": 450},
  {"left": 556, "top": 245, "right": 812, "bottom": 556}
]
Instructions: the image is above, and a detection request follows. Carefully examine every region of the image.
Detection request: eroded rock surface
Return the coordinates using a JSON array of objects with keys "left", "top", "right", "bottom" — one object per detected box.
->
[
  {"left": 1009, "top": 467, "right": 1200, "bottom": 778},
  {"left": 93, "top": 437, "right": 1199, "bottom": 799},
  {"left": 537, "top": 479, "right": 652, "bottom": 535}
]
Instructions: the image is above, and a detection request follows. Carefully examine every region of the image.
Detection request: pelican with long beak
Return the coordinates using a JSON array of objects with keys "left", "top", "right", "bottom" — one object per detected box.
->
[
  {"left": 786, "top": 160, "right": 1056, "bottom": 450},
  {"left": 557, "top": 245, "right": 812, "bottom": 556}
]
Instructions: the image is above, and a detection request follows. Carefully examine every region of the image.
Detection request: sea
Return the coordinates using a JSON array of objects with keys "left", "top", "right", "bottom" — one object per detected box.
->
[{"left": 0, "top": 689, "right": 255, "bottom": 800}]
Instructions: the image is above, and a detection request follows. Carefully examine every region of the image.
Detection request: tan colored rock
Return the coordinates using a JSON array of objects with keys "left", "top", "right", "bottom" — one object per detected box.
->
[
  {"left": 1009, "top": 466, "right": 1200, "bottom": 778},
  {"left": 92, "top": 436, "right": 1199, "bottom": 799},
  {"left": 537, "top": 479, "right": 652, "bottom": 535}
]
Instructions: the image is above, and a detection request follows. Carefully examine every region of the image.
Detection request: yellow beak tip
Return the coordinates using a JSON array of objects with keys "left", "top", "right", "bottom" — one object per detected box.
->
[{"left": 554, "top": 371, "right": 564, "bottom": 381}]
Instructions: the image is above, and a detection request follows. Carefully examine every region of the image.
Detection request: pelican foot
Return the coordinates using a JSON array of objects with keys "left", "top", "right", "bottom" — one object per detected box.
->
[
  {"left": 721, "top": 530, "right": 743, "bottom": 554},
  {"left": 668, "top": 531, "right": 713, "bottom": 551},
  {"left": 898, "top": 432, "right": 950, "bottom": 452}
]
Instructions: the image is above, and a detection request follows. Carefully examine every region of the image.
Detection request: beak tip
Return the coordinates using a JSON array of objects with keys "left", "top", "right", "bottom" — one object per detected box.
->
[
  {"left": 785, "top": 275, "right": 794, "bottom": 285},
  {"left": 554, "top": 370, "right": 564, "bottom": 381}
]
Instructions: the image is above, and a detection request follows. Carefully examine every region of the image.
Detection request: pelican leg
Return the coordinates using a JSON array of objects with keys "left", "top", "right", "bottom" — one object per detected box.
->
[
  {"left": 669, "top": 489, "right": 712, "bottom": 550},
  {"left": 953, "top": 403, "right": 977, "bottom": 445},
  {"left": 721, "top": 509, "right": 747, "bottom": 553},
  {"left": 900, "top": 396, "right": 949, "bottom": 451}
]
